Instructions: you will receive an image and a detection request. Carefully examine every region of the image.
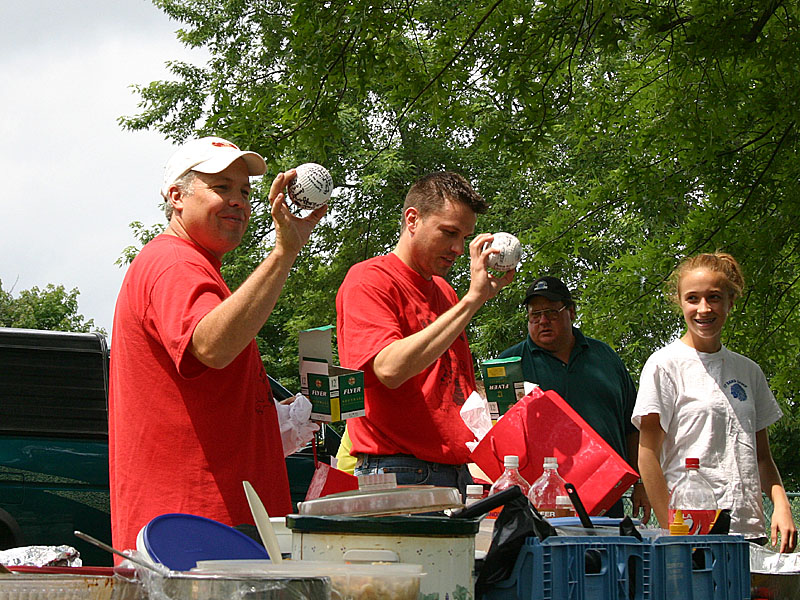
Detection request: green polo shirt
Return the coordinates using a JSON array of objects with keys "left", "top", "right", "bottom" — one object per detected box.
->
[{"left": 498, "top": 327, "right": 636, "bottom": 462}]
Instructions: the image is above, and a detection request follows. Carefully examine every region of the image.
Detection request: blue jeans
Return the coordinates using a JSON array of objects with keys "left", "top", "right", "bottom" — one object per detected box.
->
[{"left": 355, "top": 454, "right": 474, "bottom": 500}]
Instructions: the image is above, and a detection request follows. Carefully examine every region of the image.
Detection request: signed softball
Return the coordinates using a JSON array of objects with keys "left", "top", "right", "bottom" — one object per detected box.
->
[
  {"left": 287, "top": 163, "right": 333, "bottom": 210},
  {"left": 485, "top": 232, "right": 522, "bottom": 271}
]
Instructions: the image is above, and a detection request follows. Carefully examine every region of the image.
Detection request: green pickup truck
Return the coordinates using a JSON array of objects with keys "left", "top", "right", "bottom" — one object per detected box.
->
[{"left": 0, "top": 328, "right": 327, "bottom": 566}]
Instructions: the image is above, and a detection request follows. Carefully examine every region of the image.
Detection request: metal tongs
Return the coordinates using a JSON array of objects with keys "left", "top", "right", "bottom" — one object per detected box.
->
[{"left": 74, "top": 531, "right": 171, "bottom": 576}]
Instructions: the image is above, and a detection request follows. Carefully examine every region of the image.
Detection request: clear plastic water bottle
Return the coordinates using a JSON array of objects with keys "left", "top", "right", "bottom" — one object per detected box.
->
[
  {"left": 489, "top": 455, "right": 531, "bottom": 496},
  {"left": 668, "top": 457, "right": 719, "bottom": 535},
  {"left": 465, "top": 484, "right": 485, "bottom": 507},
  {"left": 485, "top": 455, "right": 531, "bottom": 520},
  {"left": 527, "top": 457, "right": 568, "bottom": 518},
  {"left": 555, "top": 495, "right": 575, "bottom": 518},
  {"left": 465, "top": 484, "right": 492, "bottom": 553}
]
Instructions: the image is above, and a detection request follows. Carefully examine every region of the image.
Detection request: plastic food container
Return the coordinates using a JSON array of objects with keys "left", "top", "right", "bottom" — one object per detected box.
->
[
  {"left": 296, "top": 485, "right": 463, "bottom": 517},
  {"left": 136, "top": 513, "right": 271, "bottom": 570},
  {"left": 288, "top": 514, "right": 478, "bottom": 600},
  {"left": 139, "top": 571, "right": 330, "bottom": 600},
  {"left": 194, "top": 559, "right": 424, "bottom": 600}
]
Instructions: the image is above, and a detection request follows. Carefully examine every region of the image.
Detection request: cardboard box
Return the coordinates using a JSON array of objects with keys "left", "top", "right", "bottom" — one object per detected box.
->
[
  {"left": 299, "top": 326, "right": 365, "bottom": 423},
  {"left": 481, "top": 356, "right": 525, "bottom": 420}
]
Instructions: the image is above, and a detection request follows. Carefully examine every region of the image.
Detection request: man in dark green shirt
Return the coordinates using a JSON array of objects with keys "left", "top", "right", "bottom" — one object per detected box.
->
[{"left": 499, "top": 276, "right": 650, "bottom": 521}]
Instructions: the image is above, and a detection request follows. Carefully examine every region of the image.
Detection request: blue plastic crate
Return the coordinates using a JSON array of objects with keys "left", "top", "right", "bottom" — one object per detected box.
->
[
  {"left": 481, "top": 536, "right": 647, "bottom": 600},
  {"left": 649, "top": 535, "right": 749, "bottom": 600},
  {"left": 481, "top": 534, "right": 749, "bottom": 600}
]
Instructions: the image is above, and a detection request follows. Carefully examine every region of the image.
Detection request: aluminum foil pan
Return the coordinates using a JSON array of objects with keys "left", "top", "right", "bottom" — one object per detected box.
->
[{"left": 138, "top": 571, "right": 330, "bottom": 600}]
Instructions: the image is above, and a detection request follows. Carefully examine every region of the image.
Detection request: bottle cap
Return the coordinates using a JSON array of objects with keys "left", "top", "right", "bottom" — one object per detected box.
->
[
  {"left": 685, "top": 457, "right": 700, "bottom": 469},
  {"left": 669, "top": 509, "right": 690, "bottom": 535},
  {"left": 543, "top": 456, "right": 558, "bottom": 469},
  {"left": 504, "top": 455, "right": 520, "bottom": 468},
  {"left": 466, "top": 485, "right": 484, "bottom": 497}
]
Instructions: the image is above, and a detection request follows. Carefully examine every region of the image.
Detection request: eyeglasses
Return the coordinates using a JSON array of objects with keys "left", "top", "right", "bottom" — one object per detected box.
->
[{"left": 527, "top": 305, "right": 569, "bottom": 323}]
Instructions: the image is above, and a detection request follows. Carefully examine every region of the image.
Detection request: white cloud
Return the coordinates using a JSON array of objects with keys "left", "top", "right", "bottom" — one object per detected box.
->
[{"left": 0, "top": 0, "right": 207, "bottom": 335}]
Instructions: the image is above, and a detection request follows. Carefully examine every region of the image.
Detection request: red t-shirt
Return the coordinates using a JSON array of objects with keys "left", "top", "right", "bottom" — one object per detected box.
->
[
  {"left": 108, "top": 235, "right": 291, "bottom": 553},
  {"left": 336, "top": 253, "right": 476, "bottom": 464}
]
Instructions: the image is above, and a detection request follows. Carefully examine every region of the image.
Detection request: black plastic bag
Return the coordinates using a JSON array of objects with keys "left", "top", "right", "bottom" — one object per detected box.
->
[
  {"left": 619, "top": 515, "right": 643, "bottom": 541},
  {"left": 474, "top": 494, "right": 558, "bottom": 597},
  {"left": 708, "top": 508, "right": 732, "bottom": 535}
]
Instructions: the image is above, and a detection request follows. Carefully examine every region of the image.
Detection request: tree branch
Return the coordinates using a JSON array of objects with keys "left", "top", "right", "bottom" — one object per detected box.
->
[
  {"left": 684, "top": 120, "right": 795, "bottom": 256},
  {"left": 625, "top": 121, "right": 796, "bottom": 308},
  {"left": 744, "top": 0, "right": 783, "bottom": 43},
  {"left": 655, "top": 15, "right": 693, "bottom": 33},
  {"left": 756, "top": 292, "right": 800, "bottom": 353},
  {"left": 531, "top": 195, "right": 625, "bottom": 253},
  {"left": 360, "top": 0, "right": 507, "bottom": 170},
  {"left": 716, "top": 126, "right": 775, "bottom": 158},
  {"left": 274, "top": 24, "right": 360, "bottom": 142}
]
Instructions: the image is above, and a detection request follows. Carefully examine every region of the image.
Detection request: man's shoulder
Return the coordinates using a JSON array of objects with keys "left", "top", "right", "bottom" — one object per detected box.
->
[
  {"left": 341, "top": 254, "right": 393, "bottom": 288},
  {"left": 338, "top": 255, "right": 399, "bottom": 305},
  {"left": 578, "top": 330, "right": 619, "bottom": 356},
  {"left": 499, "top": 339, "right": 527, "bottom": 358},
  {"left": 576, "top": 330, "right": 632, "bottom": 375},
  {"left": 346, "top": 253, "right": 391, "bottom": 273},
  {"left": 141, "top": 235, "right": 216, "bottom": 264},
  {"left": 136, "top": 234, "right": 188, "bottom": 259},
  {"left": 127, "top": 235, "right": 218, "bottom": 283},
  {"left": 128, "top": 235, "right": 173, "bottom": 269}
]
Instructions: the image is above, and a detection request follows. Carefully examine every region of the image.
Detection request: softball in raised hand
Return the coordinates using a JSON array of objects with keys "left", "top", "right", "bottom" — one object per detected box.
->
[
  {"left": 485, "top": 232, "right": 522, "bottom": 271},
  {"left": 287, "top": 163, "right": 333, "bottom": 210}
]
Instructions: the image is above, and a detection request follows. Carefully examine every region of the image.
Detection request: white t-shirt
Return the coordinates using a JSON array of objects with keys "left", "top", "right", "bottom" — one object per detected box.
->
[{"left": 632, "top": 339, "right": 783, "bottom": 538}]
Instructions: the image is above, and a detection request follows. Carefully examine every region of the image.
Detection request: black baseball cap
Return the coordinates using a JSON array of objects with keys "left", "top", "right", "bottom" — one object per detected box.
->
[{"left": 523, "top": 276, "right": 572, "bottom": 306}]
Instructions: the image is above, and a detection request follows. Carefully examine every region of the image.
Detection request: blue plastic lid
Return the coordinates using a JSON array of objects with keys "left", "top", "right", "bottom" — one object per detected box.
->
[{"left": 141, "top": 513, "right": 270, "bottom": 571}]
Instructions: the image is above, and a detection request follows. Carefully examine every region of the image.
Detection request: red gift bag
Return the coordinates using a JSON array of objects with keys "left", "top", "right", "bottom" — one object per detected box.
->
[
  {"left": 469, "top": 387, "right": 638, "bottom": 515},
  {"left": 304, "top": 436, "right": 359, "bottom": 501}
]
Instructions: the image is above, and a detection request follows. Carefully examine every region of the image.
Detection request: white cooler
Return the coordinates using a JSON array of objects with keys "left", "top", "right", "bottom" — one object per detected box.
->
[{"left": 288, "top": 514, "right": 479, "bottom": 600}]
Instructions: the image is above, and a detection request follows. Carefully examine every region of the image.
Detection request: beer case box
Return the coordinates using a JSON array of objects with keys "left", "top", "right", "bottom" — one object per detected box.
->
[
  {"left": 299, "top": 325, "right": 365, "bottom": 423},
  {"left": 481, "top": 356, "right": 525, "bottom": 420}
]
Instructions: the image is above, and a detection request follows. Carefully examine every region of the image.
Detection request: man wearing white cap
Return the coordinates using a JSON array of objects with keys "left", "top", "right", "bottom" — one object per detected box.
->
[{"left": 108, "top": 137, "right": 326, "bottom": 554}]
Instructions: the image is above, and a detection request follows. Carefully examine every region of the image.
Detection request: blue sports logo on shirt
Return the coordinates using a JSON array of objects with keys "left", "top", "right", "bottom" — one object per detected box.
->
[{"left": 729, "top": 382, "right": 748, "bottom": 402}]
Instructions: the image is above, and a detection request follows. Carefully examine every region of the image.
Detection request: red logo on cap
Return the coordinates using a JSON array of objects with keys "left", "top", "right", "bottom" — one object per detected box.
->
[{"left": 211, "top": 141, "right": 239, "bottom": 150}]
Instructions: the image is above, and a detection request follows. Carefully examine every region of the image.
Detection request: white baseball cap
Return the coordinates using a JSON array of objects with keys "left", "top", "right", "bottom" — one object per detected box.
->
[{"left": 160, "top": 136, "right": 267, "bottom": 198}]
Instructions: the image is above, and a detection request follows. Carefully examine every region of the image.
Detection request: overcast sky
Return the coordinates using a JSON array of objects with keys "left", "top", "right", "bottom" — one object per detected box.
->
[{"left": 1, "top": 0, "right": 207, "bottom": 336}]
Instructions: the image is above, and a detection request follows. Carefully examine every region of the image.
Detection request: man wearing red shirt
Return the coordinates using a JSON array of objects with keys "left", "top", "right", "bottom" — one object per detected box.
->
[
  {"left": 336, "top": 172, "right": 514, "bottom": 496},
  {"left": 109, "top": 137, "right": 325, "bottom": 552}
]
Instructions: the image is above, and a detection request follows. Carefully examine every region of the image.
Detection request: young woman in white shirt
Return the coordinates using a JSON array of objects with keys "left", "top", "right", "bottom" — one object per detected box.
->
[{"left": 633, "top": 252, "right": 796, "bottom": 551}]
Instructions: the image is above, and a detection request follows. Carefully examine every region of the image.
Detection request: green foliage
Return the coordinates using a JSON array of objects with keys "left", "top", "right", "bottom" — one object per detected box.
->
[
  {"left": 0, "top": 280, "right": 104, "bottom": 335},
  {"left": 117, "top": 221, "right": 165, "bottom": 267},
  {"left": 122, "top": 0, "right": 800, "bottom": 482}
]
